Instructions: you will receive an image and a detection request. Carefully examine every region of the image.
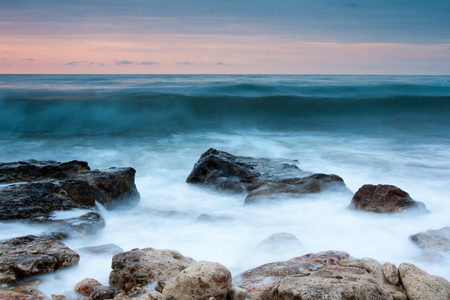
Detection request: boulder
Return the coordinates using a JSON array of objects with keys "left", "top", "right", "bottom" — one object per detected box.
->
[
  {"left": 410, "top": 227, "right": 450, "bottom": 252},
  {"left": 162, "top": 261, "right": 232, "bottom": 300},
  {"left": 349, "top": 184, "right": 428, "bottom": 213},
  {"left": 109, "top": 248, "right": 196, "bottom": 291},
  {"left": 255, "top": 232, "right": 303, "bottom": 253},
  {"left": 398, "top": 262, "right": 450, "bottom": 300},
  {"left": 75, "top": 278, "right": 103, "bottom": 296},
  {"left": 382, "top": 262, "right": 399, "bottom": 285},
  {"left": 0, "top": 235, "right": 79, "bottom": 283},
  {"left": 245, "top": 174, "right": 348, "bottom": 204}
]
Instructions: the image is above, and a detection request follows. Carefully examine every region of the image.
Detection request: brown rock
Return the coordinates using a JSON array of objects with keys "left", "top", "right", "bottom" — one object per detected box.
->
[
  {"left": 89, "top": 286, "right": 117, "bottom": 300},
  {"left": 0, "top": 279, "right": 44, "bottom": 300},
  {"left": 383, "top": 262, "right": 399, "bottom": 285},
  {"left": 109, "top": 248, "right": 196, "bottom": 290},
  {"left": 74, "top": 278, "right": 103, "bottom": 296},
  {"left": 349, "top": 184, "right": 428, "bottom": 213},
  {"left": 398, "top": 262, "right": 450, "bottom": 300},
  {"left": 162, "top": 261, "right": 232, "bottom": 300}
]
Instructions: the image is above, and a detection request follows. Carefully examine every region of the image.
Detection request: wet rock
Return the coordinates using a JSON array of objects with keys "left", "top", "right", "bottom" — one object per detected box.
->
[
  {"left": 349, "top": 184, "right": 428, "bottom": 213},
  {"left": 162, "top": 261, "right": 232, "bottom": 300},
  {"left": 0, "top": 279, "right": 44, "bottom": 300},
  {"left": 383, "top": 262, "right": 399, "bottom": 285},
  {"left": 109, "top": 248, "right": 196, "bottom": 290},
  {"left": 0, "top": 235, "right": 79, "bottom": 283},
  {"left": 0, "top": 160, "right": 90, "bottom": 183},
  {"left": 47, "top": 212, "right": 106, "bottom": 237},
  {"left": 89, "top": 285, "right": 117, "bottom": 300},
  {"left": 410, "top": 226, "right": 450, "bottom": 252},
  {"left": 256, "top": 232, "right": 303, "bottom": 253},
  {"left": 74, "top": 278, "right": 103, "bottom": 296},
  {"left": 398, "top": 262, "right": 450, "bottom": 300},
  {"left": 79, "top": 244, "right": 124, "bottom": 256}
]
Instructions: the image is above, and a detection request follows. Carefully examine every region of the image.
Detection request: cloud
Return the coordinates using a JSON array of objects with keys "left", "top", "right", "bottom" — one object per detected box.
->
[
  {"left": 140, "top": 61, "right": 159, "bottom": 65},
  {"left": 115, "top": 59, "right": 134, "bottom": 65},
  {"left": 175, "top": 61, "right": 194, "bottom": 65}
]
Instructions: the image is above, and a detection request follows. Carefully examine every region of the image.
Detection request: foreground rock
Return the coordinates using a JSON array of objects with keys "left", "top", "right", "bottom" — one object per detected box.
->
[
  {"left": 0, "top": 279, "right": 44, "bottom": 300},
  {"left": 187, "top": 149, "right": 350, "bottom": 204},
  {"left": 0, "top": 160, "right": 140, "bottom": 236},
  {"left": 349, "top": 184, "right": 428, "bottom": 213},
  {"left": 398, "top": 262, "right": 450, "bottom": 300},
  {"left": 0, "top": 235, "right": 79, "bottom": 283},
  {"left": 410, "top": 226, "right": 450, "bottom": 252},
  {"left": 162, "top": 261, "right": 232, "bottom": 300},
  {"left": 235, "top": 251, "right": 411, "bottom": 300},
  {"left": 109, "top": 248, "right": 196, "bottom": 292}
]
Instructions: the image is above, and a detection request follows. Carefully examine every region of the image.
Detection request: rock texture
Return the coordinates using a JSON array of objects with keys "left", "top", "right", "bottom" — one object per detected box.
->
[
  {"left": 398, "top": 262, "right": 450, "bottom": 300},
  {"left": 0, "top": 235, "right": 80, "bottom": 283},
  {"left": 186, "top": 149, "right": 350, "bottom": 204},
  {"left": 410, "top": 226, "right": 450, "bottom": 252},
  {"left": 0, "top": 159, "right": 140, "bottom": 236},
  {"left": 0, "top": 279, "right": 44, "bottom": 300},
  {"left": 162, "top": 261, "right": 232, "bottom": 300},
  {"left": 109, "top": 248, "right": 196, "bottom": 291},
  {"left": 75, "top": 278, "right": 103, "bottom": 296},
  {"left": 349, "top": 184, "right": 428, "bottom": 213}
]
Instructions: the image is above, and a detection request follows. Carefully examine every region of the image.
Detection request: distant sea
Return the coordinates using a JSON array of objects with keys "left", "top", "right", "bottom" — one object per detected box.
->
[{"left": 1, "top": 74, "right": 450, "bottom": 296}]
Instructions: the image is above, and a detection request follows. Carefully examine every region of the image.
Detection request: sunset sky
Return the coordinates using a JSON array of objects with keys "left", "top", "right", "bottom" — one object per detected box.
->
[{"left": 1, "top": 0, "right": 449, "bottom": 74}]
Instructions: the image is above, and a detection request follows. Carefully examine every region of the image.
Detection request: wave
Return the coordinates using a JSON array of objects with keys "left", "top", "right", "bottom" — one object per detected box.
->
[{"left": 1, "top": 88, "right": 449, "bottom": 137}]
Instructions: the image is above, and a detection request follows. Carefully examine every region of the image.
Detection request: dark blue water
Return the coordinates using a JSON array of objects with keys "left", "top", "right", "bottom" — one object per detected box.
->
[{"left": 1, "top": 75, "right": 449, "bottom": 295}]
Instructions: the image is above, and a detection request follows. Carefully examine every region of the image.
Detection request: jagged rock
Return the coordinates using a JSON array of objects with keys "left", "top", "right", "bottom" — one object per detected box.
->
[
  {"left": 109, "top": 248, "right": 196, "bottom": 290},
  {"left": 349, "top": 184, "right": 428, "bottom": 213},
  {"left": 398, "top": 262, "right": 450, "bottom": 300},
  {"left": 410, "top": 227, "right": 450, "bottom": 252},
  {"left": 383, "top": 262, "right": 399, "bottom": 285},
  {"left": 0, "top": 160, "right": 90, "bottom": 183},
  {"left": 256, "top": 232, "right": 303, "bottom": 253},
  {"left": 89, "top": 286, "right": 117, "bottom": 300},
  {"left": 79, "top": 244, "right": 124, "bottom": 256},
  {"left": 162, "top": 261, "right": 232, "bottom": 300},
  {"left": 74, "top": 278, "right": 103, "bottom": 296},
  {"left": 46, "top": 212, "right": 106, "bottom": 237},
  {"left": 0, "top": 235, "right": 79, "bottom": 283}
]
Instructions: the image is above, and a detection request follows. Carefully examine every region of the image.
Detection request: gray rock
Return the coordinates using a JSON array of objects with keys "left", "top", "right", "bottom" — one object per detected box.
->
[
  {"left": 0, "top": 235, "right": 79, "bottom": 283},
  {"left": 162, "top": 261, "right": 232, "bottom": 300},
  {"left": 382, "top": 262, "right": 399, "bottom": 285},
  {"left": 398, "top": 262, "right": 450, "bottom": 300},
  {"left": 109, "top": 248, "right": 196, "bottom": 291},
  {"left": 410, "top": 227, "right": 450, "bottom": 252},
  {"left": 89, "top": 285, "right": 117, "bottom": 300},
  {"left": 349, "top": 184, "right": 428, "bottom": 213},
  {"left": 256, "top": 232, "right": 303, "bottom": 253},
  {"left": 79, "top": 244, "right": 124, "bottom": 256}
]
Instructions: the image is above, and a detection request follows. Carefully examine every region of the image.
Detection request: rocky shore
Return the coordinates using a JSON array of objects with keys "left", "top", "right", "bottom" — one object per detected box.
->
[{"left": 1, "top": 150, "right": 449, "bottom": 299}]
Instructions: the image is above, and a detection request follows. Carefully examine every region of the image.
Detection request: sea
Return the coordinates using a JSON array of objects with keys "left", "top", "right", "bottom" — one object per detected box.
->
[{"left": 0, "top": 74, "right": 449, "bottom": 296}]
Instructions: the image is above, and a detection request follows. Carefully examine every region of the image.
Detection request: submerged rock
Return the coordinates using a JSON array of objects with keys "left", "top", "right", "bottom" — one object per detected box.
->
[
  {"left": 186, "top": 148, "right": 349, "bottom": 203},
  {"left": 0, "top": 235, "right": 80, "bottom": 283},
  {"left": 78, "top": 244, "right": 124, "bottom": 256},
  {"left": 162, "top": 261, "right": 232, "bottom": 300},
  {"left": 348, "top": 184, "right": 428, "bottom": 213},
  {"left": 109, "top": 248, "right": 196, "bottom": 291},
  {"left": 410, "top": 226, "right": 450, "bottom": 252},
  {"left": 256, "top": 232, "right": 303, "bottom": 253}
]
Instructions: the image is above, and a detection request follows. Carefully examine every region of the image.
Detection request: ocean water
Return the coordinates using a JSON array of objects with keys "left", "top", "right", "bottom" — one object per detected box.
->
[{"left": 0, "top": 74, "right": 450, "bottom": 296}]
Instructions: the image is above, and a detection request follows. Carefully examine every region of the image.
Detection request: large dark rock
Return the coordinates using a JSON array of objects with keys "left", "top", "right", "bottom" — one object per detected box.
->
[
  {"left": 187, "top": 149, "right": 349, "bottom": 203},
  {"left": 0, "top": 235, "right": 80, "bottom": 283},
  {"left": 410, "top": 227, "right": 450, "bottom": 252},
  {"left": 348, "top": 184, "right": 428, "bottom": 213},
  {"left": 0, "top": 160, "right": 140, "bottom": 236}
]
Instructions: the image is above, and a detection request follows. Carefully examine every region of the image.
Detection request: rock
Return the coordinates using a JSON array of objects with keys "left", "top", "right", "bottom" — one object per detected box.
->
[
  {"left": 0, "top": 160, "right": 90, "bottom": 183},
  {"left": 235, "top": 250, "right": 350, "bottom": 299},
  {"left": 186, "top": 148, "right": 307, "bottom": 193},
  {"left": 339, "top": 258, "right": 363, "bottom": 268},
  {"left": 360, "top": 258, "right": 385, "bottom": 285},
  {"left": 410, "top": 227, "right": 450, "bottom": 251},
  {"left": 109, "top": 248, "right": 196, "bottom": 290},
  {"left": 383, "top": 262, "right": 399, "bottom": 285},
  {"left": 146, "top": 291, "right": 164, "bottom": 300},
  {"left": 46, "top": 211, "right": 106, "bottom": 237},
  {"left": 0, "top": 279, "right": 44, "bottom": 300},
  {"left": 245, "top": 174, "right": 349, "bottom": 204},
  {"left": 154, "top": 280, "right": 166, "bottom": 293},
  {"left": 196, "top": 214, "right": 234, "bottom": 223},
  {"left": 227, "top": 286, "right": 247, "bottom": 300},
  {"left": 162, "top": 261, "right": 232, "bottom": 300},
  {"left": 51, "top": 294, "right": 65, "bottom": 300},
  {"left": 74, "top": 278, "right": 103, "bottom": 296},
  {"left": 89, "top": 286, "right": 117, "bottom": 300},
  {"left": 256, "top": 233, "right": 303, "bottom": 253},
  {"left": 0, "top": 235, "right": 80, "bottom": 283},
  {"left": 349, "top": 184, "right": 428, "bottom": 213},
  {"left": 79, "top": 244, "right": 124, "bottom": 256},
  {"left": 398, "top": 262, "right": 450, "bottom": 300},
  {"left": 262, "top": 265, "right": 387, "bottom": 300}
]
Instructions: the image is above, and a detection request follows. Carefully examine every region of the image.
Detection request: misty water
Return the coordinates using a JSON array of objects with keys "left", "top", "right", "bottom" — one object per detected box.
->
[{"left": 0, "top": 75, "right": 449, "bottom": 296}]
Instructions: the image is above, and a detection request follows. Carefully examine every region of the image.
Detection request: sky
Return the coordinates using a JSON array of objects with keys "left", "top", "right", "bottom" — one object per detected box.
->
[{"left": 1, "top": 0, "right": 449, "bottom": 74}]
